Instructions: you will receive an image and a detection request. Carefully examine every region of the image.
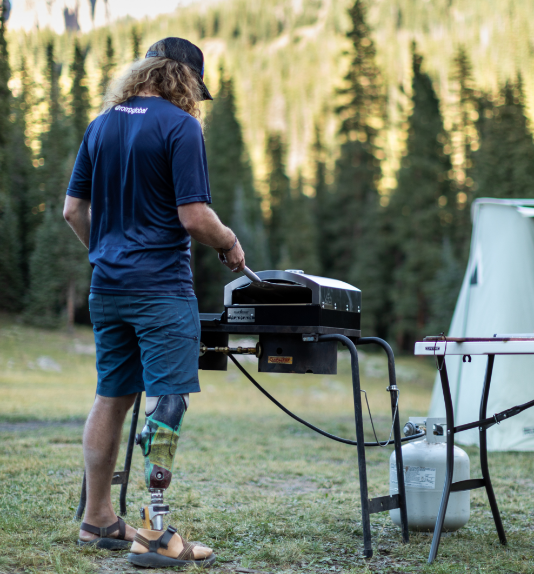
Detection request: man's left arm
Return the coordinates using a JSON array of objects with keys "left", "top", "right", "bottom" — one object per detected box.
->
[{"left": 64, "top": 196, "right": 91, "bottom": 249}]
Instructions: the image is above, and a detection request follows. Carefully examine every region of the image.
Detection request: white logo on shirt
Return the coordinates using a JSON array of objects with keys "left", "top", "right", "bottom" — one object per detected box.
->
[{"left": 114, "top": 105, "right": 148, "bottom": 115}]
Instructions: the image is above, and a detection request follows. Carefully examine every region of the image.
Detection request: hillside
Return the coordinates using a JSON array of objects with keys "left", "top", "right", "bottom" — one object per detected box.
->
[{"left": 7, "top": 0, "right": 534, "bottom": 199}]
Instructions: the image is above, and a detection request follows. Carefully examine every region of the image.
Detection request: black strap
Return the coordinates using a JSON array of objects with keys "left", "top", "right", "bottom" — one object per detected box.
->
[
  {"left": 81, "top": 517, "right": 120, "bottom": 538},
  {"left": 118, "top": 516, "right": 125, "bottom": 539},
  {"left": 159, "top": 526, "right": 176, "bottom": 548},
  {"left": 148, "top": 526, "right": 177, "bottom": 553}
]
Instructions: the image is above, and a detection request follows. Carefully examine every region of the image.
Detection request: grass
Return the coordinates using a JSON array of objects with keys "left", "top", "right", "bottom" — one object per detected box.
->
[{"left": 0, "top": 314, "right": 533, "bottom": 573}]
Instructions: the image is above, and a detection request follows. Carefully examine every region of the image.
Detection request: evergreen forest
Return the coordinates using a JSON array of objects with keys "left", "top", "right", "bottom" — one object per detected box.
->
[{"left": 2, "top": 0, "right": 534, "bottom": 351}]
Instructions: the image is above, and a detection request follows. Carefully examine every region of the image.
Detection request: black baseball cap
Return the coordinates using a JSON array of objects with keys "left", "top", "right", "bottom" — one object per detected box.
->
[{"left": 145, "top": 37, "right": 213, "bottom": 101}]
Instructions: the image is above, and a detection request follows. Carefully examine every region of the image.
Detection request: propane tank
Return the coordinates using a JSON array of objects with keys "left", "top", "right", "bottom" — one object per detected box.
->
[{"left": 389, "top": 417, "right": 470, "bottom": 532}]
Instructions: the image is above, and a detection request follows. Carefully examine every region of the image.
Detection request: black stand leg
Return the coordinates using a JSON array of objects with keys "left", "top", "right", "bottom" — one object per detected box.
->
[
  {"left": 428, "top": 356, "right": 454, "bottom": 564},
  {"left": 320, "top": 334, "right": 384, "bottom": 558},
  {"left": 357, "top": 337, "right": 409, "bottom": 544},
  {"left": 348, "top": 343, "right": 373, "bottom": 558},
  {"left": 119, "top": 392, "right": 142, "bottom": 516},
  {"left": 75, "top": 471, "right": 87, "bottom": 521},
  {"left": 479, "top": 356, "right": 506, "bottom": 545},
  {"left": 345, "top": 340, "right": 373, "bottom": 558},
  {"left": 328, "top": 335, "right": 410, "bottom": 556}
]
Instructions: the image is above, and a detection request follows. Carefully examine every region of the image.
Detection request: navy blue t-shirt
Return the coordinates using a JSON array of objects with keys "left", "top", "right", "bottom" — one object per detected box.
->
[{"left": 66, "top": 96, "right": 211, "bottom": 296}]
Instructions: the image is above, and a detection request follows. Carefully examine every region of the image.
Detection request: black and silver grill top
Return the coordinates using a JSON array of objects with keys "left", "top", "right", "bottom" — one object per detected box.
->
[
  {"left": 200, "top": 270, "right": 362, "bottom": 338},
  {"left": 224, "top": 270, "right": 361, "bottom": 311}
]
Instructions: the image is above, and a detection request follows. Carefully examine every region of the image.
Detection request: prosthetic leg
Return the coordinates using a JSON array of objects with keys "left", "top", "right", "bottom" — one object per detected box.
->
[
  {"left": 129, "top": 394, "right": 215, "bottom": 567},
  {"left": 135, "top": 394, "right": 188, "bottom": 531}
]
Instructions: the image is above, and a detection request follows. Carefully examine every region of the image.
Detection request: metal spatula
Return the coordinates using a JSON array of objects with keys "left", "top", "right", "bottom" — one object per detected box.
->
[
  {"left": 243, "top": 266, "right": 262, "bottom": 283},
  {"left": 239, "top": 267, "right": 310, "bottom": 304}
]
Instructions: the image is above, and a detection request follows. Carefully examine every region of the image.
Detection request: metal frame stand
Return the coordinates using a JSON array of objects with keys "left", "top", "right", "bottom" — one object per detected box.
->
[
  {"left": 75, "top": 338, "right": 409, "bottom": 560},
  {"left": 428, "top": 355, "right": 506, "bottom": 563},
  {"left": 355, "top": 337, "right": 410, "bottom": 552}
]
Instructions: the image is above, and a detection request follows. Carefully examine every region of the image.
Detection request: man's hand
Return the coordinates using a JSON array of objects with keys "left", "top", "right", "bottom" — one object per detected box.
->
[
  {"left": 64, "top": 196, "right": 91, "bottom": 248},
  {"left": 216, "top": 239, "right": 245, "bottom": 273},
  {"left": 178, "top": 202, "right": 245, "bottom": 273}
]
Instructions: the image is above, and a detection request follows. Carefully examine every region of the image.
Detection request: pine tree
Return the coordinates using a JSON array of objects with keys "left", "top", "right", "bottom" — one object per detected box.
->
[
  {"left": 312, "top": 123, "right": 328, "bottom": 275},
  {"left": 450, "top": 47, "right": 478, "bottom": 262},
  {"left": 278, "top": 173, "right": 320, "bottom": 274},
  {"left": 472, "top": 77, "right": 534, "bottom": 200},
  {"left": 348, "top": 199, "right": 394, "bottom": 338},
  {"left": 25, "top": 197, "right": 88, "bottom": 328},
  {"left": 131, "top": 25, "right": 141, "bottom": 60},
  {"left": 0, "top": 2, "right": 9, "bottom": 185},
  {"left": 70, "top": 39, "right": 90, "bottom": 148},
  {"left": 426, "top": 238, "right": 464, "bottom": 336},
  {"left": 324, "top": 0, "right": 389, "bottom": 336},
  {"left": 196, "top": 70, "right": 268, "bottom": 311},
  {"left": 266, "top": 132, "right": 290, "bottom": 268},
  {"left": 0, "top": 202, "right": 23, "bottom": 310},
  {"left": 0, "top": 5, "right": 24, "bottom": 310},
  {"left": 389, "top": 46, "right": 454, "bottom": 349},
  {"left": 26, "top": 42, "right": 90, "bottom": 328},
  {"left": 37, "top": 42, "right": 71, "bottom": 211},
  {"left": 100, "top": 34, "right": 115, "bottom": 99},
  {"left": 10, "top": 57, "right": 36, "bottom": 289},
  {"left": 65, "top": 38, "right": 92, "bottom": 328}
]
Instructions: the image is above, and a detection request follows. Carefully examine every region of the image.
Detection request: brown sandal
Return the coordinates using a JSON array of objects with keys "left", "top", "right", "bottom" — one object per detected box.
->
[{"left": 78, "top": 516, "right": 131, "bottom": 550}]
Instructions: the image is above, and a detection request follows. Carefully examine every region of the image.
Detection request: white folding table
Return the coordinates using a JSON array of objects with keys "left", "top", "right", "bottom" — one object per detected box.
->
[{"left": 414, "top": 336, "right": 534, "bottom": 563}]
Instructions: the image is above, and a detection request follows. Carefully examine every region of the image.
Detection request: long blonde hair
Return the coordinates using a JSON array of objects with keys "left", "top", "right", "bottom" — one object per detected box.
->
[{"left": 101, "top": 57, "right": 203, "bottom": 119}]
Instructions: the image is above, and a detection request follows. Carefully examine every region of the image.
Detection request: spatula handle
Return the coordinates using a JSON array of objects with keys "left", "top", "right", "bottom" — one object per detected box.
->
[{"left": 243, "top": 266, "right": 262, "bottom": 283}]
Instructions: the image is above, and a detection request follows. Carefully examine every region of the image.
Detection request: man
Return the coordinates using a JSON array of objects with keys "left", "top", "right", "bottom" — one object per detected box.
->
[{"left": 64, "top": 37, "right": 245, "bottom": 568}]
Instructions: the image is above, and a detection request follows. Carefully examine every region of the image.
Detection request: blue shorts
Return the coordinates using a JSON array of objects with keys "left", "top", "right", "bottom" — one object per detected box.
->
[{"left": 89, "top": 293, "right": 201, "bottom": 398}]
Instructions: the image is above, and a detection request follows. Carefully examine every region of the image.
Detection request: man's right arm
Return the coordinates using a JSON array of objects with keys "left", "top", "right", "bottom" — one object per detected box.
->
[{"left": 178, "top": 202, "right": 245, "bottom": 272}]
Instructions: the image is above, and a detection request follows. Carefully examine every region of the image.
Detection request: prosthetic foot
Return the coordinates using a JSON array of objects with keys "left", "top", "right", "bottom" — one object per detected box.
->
[{"left": 130, "top": 394, "right": 215, "bottom": 567}]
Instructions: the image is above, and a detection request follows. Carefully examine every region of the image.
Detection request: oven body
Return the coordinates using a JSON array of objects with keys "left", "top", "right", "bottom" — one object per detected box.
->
[{"left": 199, "top": 270, "right": 361, "bottom": 374}]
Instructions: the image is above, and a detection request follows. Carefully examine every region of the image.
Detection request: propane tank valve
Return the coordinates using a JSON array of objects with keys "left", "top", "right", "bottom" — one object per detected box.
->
[{"left": 403, "top": 420, "right": 423, "bottom": 437}]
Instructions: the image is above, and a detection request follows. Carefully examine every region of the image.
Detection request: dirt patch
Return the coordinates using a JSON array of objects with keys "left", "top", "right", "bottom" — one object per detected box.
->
[{"left": 97, "top": 555, "right": 274, "bottom": 574}]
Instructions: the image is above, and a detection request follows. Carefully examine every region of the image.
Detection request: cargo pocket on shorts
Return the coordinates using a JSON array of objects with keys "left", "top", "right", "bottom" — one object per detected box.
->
[
  {"left": 185, "top": 298, "right": 201, "bottom": 341},
  {"left": 164, "top": 328, "right": 199, "bottom": 375}
]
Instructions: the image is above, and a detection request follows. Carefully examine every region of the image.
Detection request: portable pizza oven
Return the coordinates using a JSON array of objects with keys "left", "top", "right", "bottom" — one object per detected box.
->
[{"left": 199, "top": 270, "right": 361, "bottom": 375}]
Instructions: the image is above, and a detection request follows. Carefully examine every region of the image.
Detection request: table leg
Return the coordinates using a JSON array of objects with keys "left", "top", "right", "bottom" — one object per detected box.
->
[
  {"left": 428, "top": 356, "right": 455, "bottom": 564},
  {"left": 479, "top": 355, "right": 507, "bottom": 545}
]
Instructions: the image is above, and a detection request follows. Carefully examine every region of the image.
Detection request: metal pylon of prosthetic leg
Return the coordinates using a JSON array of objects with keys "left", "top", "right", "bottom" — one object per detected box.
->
[{"left": 140, "top": 489, "right": 169, "bottom": 531}]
